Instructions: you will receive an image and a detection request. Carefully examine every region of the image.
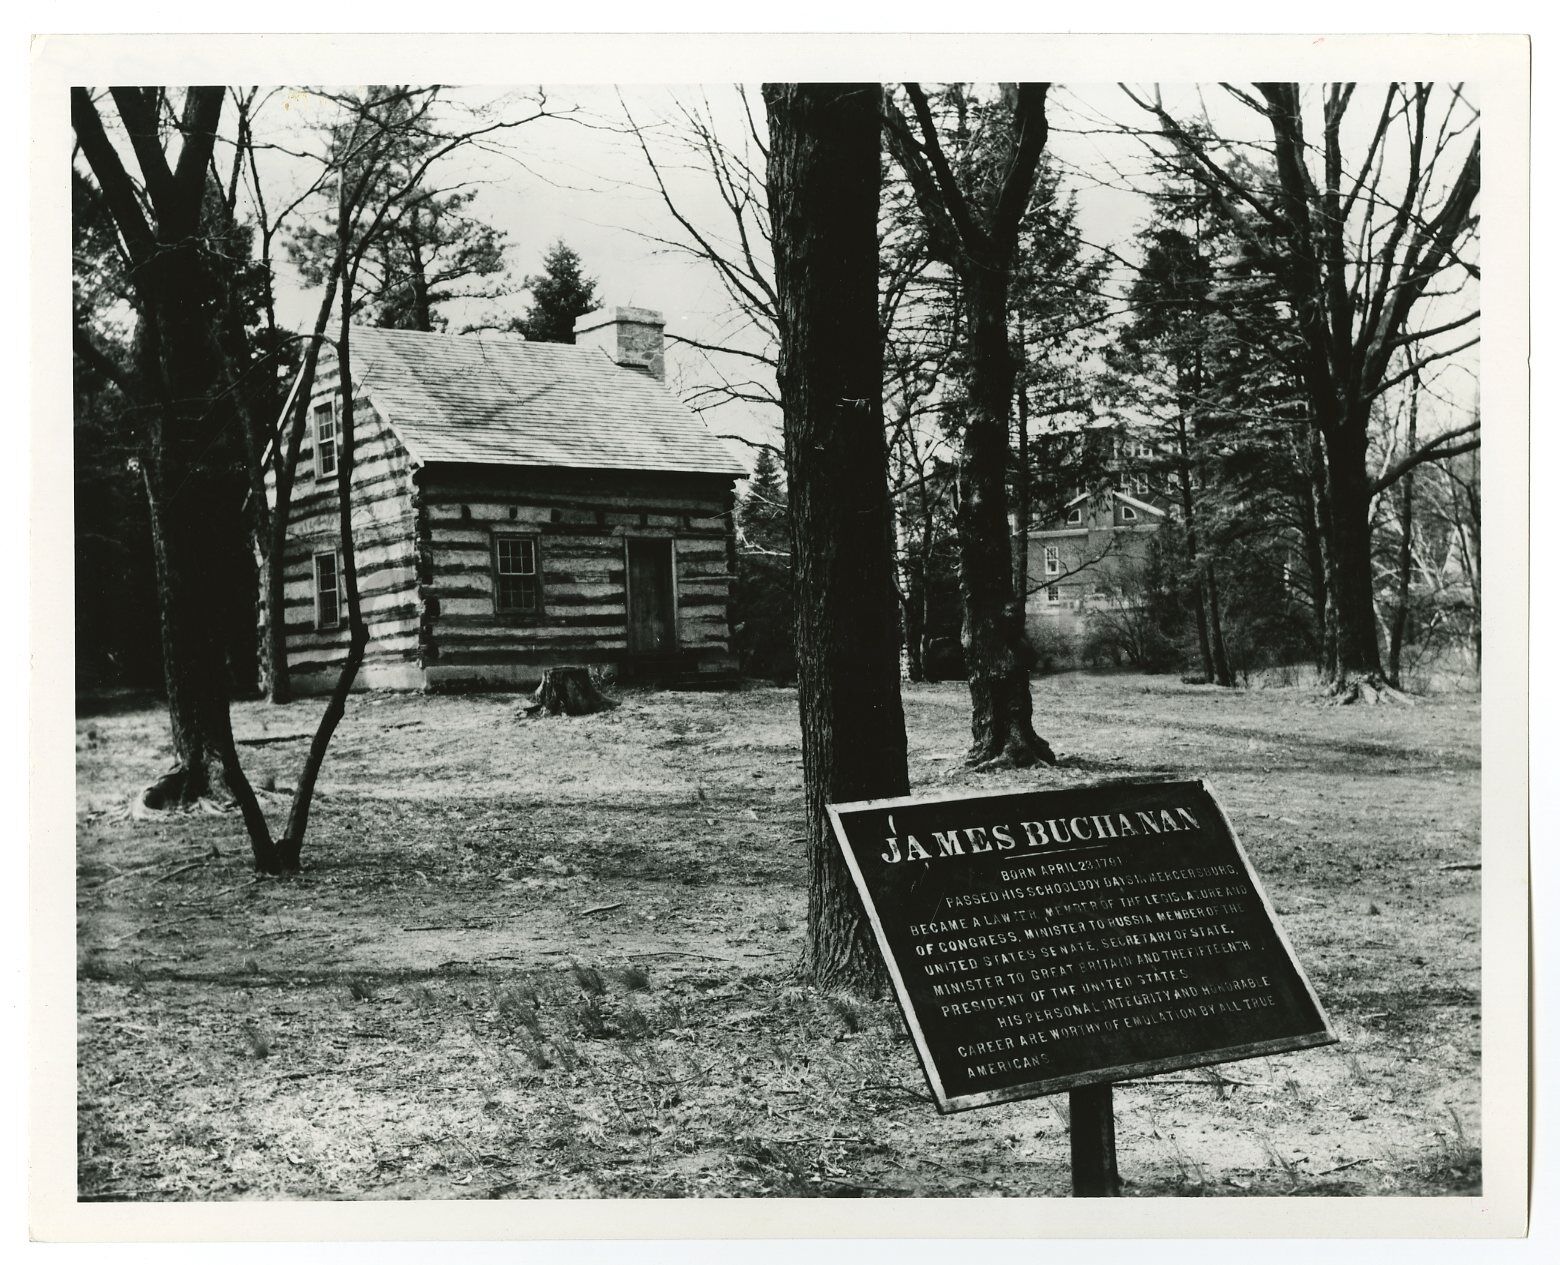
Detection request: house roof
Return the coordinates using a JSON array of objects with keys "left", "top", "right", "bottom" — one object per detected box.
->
[
  {"left": 1031, "top": 489, "right": 1168, "bottom": 534},
  {"left": 1115, "top": 491, "right": 1167, "bottom": 518},
  {"left": 344, "top": 326, "right": 745, "bottom": 477}
]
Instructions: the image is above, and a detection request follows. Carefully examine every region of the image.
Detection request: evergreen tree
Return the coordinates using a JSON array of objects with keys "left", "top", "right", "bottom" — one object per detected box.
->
[
  {"left": 1116, "top": 185, "right": 1233, "bottom": 684},
  {"left": 368, "top": 192, "right": 508, "bottom": 331},
  {"left": 290, "top": 170, "right": 508, "bottom": 331},
  {"left": 511, "top": 241, "right": 599, "bottom": 343},
  {"left": 1009, "top": 154, "right": 1119, "bottom": 597},
  {"left": 731, "top": 448, "right": 795, "bottom": 682}
]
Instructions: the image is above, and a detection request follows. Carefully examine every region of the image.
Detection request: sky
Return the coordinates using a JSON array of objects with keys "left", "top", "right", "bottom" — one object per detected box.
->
[{"left": 246, "top": 82, "right": 1479, "bottom": 471}]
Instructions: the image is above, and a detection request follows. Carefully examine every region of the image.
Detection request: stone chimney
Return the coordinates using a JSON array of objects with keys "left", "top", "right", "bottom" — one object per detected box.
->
[{"left": 573, "top": 306, "right": 665, "bottom": 382}]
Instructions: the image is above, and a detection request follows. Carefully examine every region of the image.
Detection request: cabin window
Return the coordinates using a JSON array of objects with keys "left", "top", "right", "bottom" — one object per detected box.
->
[
  {"left": 313, "top": 398, "right": 338, "bottom": 480},
  {"left": 1120, "top": 503, "right": 1138, "bottom": 522},
  {"left": 1045, "top": 585, "right": 1061, "bottom": 605},
  {"left": 1066, "top": 505, "right": 1084, "bottom": 525},
  {"left": 1044, "top": 545, "right": 1060, "bottom": 576},
  {"left": 313, "top": 550, "right": 343, "bottom": 629},
  {"left": 493, "top": 534, "right": 541, "bottom": 615}
]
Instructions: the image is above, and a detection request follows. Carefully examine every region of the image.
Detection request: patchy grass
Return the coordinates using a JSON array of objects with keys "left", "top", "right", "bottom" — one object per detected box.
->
[{"left": 75, "top": 674, "right": 1481, "bottom": 1199}]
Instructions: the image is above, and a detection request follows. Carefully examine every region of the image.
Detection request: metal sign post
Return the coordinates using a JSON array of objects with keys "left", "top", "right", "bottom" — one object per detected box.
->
[{"left": 1068, "top": 1083, "right": 1121, "bottom": 1196}]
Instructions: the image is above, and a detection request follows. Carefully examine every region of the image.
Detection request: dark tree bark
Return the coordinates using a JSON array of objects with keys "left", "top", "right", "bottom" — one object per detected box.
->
[
  {"left": 764, "top": 82, "right": 909, "bottom": 991},
  {"left": 901, "top": 576, "right": 927, "bottom": 683},
  {"left": 73, "top": 87, "right": 250, "bottom": 807},
  {"left": 1294, "top": 425, "right": 1334, "bottom": 674},
  {"left": 1011, "top": 331, "right": 1031, "bottom": 605},
  {"left": 1321, "top": 414, "right": 1383, "bottom": 681},
  {"left": 957, "top": 266, "right": 1055, "bottom": 764},
  {"left": 885, "top": 83, "right": 1056, "bottom": 767},
  {"left": 1387, "top": 473, "right": 1414, "bottom": 688}
]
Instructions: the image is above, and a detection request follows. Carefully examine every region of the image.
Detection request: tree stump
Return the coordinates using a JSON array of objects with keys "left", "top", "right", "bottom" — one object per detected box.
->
[{"left": 524, "top": 667, "right": 615, "bottom": 717}]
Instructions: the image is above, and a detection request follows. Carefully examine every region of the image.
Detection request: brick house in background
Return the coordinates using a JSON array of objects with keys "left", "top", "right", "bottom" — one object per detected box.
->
[
  {"left": 261, "top": 307, "right": 746, "bottom": 693},
  {"left": 1023, "top": 476, "right": 1169, "bottom": 645}
]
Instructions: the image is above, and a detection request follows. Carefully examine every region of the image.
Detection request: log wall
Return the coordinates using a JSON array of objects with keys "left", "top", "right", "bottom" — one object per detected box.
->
[
  {"left": 261, "top": 352, "right": 421, "bottom": 692},
  {"left": 415, "top": 465, "right": 738, "bottom": 689}
]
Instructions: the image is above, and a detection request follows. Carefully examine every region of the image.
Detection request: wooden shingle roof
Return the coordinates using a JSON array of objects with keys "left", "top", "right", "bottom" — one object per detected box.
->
[{"left": 347, "top": 326, "right": 744, "bottom": 477}]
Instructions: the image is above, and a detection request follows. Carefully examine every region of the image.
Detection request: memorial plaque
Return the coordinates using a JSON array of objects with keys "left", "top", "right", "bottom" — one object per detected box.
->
[{"left": 828, "top": 780, "right": 1336, "bottom": 1113}]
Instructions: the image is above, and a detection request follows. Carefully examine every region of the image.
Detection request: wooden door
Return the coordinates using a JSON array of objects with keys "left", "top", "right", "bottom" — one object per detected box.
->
[{"left": 626, "top": 537, "right": 677, "bottom": 653}]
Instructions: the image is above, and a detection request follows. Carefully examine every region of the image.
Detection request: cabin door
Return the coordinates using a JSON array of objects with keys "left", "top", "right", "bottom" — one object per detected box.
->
[{"left": 626, "top": 537, "right": 677, "bottom": 654}]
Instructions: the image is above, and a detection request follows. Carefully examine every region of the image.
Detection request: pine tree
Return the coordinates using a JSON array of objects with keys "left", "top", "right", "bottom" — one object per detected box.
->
[
  {"left": 511, "top": 241, "right": 599, "bottom": 343},
  {"left": 287, "top": 98, "right": 510, "bottom": 334},
  {"left": 368, "top": 192, "right": 508, "bottom": 331},
  {"left": 732, "top": 448, "right": 795, "bottom": 682}
]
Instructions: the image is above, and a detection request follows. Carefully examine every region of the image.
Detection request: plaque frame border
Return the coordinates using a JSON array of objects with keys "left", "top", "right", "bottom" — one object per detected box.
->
[{"left": 827, "top": 778, "right": 1340, "bottom": 1114}]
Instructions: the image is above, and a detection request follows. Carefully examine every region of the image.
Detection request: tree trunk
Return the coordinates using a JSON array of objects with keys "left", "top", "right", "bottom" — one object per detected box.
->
[
  {"left": 1012, "top": 334, "right": 1031, "bottom": 607},
  {"left": 957, "top": 268, "right": 1055, "bottom": 768},
  {"left": 1386, "top": 469, "right": 1413, "bottom": 688},
  {"left": 1174, "top": 416, "right": 1215, "bottom": 683},
  {"left": 133, "top": 242, "right": 253, "bottom": 808},
  {"left": 264, "top": 272, "right": 342, "bottom": 704},
  {"left": 1323, "top": 419, "right": 1388, "bottom": 686},
  {"left": 1206, "top": 565, "right": 1234, "bottom": 687},
  {"left": 260, "top": 542, "right": 291, "bottom": 703},
  {"left": 138, "top": 453, "right": 233, "bottom": 807},
  {"left": 1387, "top": 378, "right": 1418, "bottom": 689},
  {"left": 278, "top": 279, "right": 373, "bottom": 865},
  {"left": 408, "top": 227, "right": 434, "bottom": 332},
  {"left": 1296, "top": 437, "right": 1331, "bottom": 673},
  {"left": 902, "top": 577, "right": 926, "bottom": 683},
  {"left": 765, "top": 81, "right": 909, "bottom": 992}
]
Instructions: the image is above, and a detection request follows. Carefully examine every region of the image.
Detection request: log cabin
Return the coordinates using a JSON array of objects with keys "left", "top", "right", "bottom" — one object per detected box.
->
[{"left": 261, "top": 307, "right": 747, "bottom": 694}]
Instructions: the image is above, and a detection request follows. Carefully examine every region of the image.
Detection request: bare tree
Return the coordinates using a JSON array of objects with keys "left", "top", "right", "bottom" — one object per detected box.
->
[
  {"left": 763, "top": 81, "right": 909, "bottom": 990},
  {"left": 1123, "top": 82, "right": 1480, "bottom": 699},
  {"left": 619, "top": 88, "right": 780, "bottom": 433},
  {"left": 884, "top": 82, "right": 1057, "bottom": 765}
]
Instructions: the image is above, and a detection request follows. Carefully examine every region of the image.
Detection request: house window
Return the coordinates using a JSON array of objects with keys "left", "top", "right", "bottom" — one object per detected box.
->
[
  {"left": 313, "top": 550, "right": 342, "bottom": 629},
  {"left": 1044, "top": 545, "right": 1060, "bottom": 576},
  {"left": 493, "top": 534, "right": 541, "bottom": 614},
  {"left": 1045, "top": 585, "right": 1061, "bottom": 604},
  {"left": 1066, "top": 505, "right": 1084, "bottom": 525},
  {"left": 1121, "top": 503, "right": 1138, "bottom": 522},
  {"left": 313, "top": 398, "right": 338, "bottom": 480}
]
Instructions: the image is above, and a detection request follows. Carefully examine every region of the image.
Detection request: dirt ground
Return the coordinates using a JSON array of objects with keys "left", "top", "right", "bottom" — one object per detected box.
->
[{"left": 74, "top": 673, "right": 1482, "bottom": 1200}]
